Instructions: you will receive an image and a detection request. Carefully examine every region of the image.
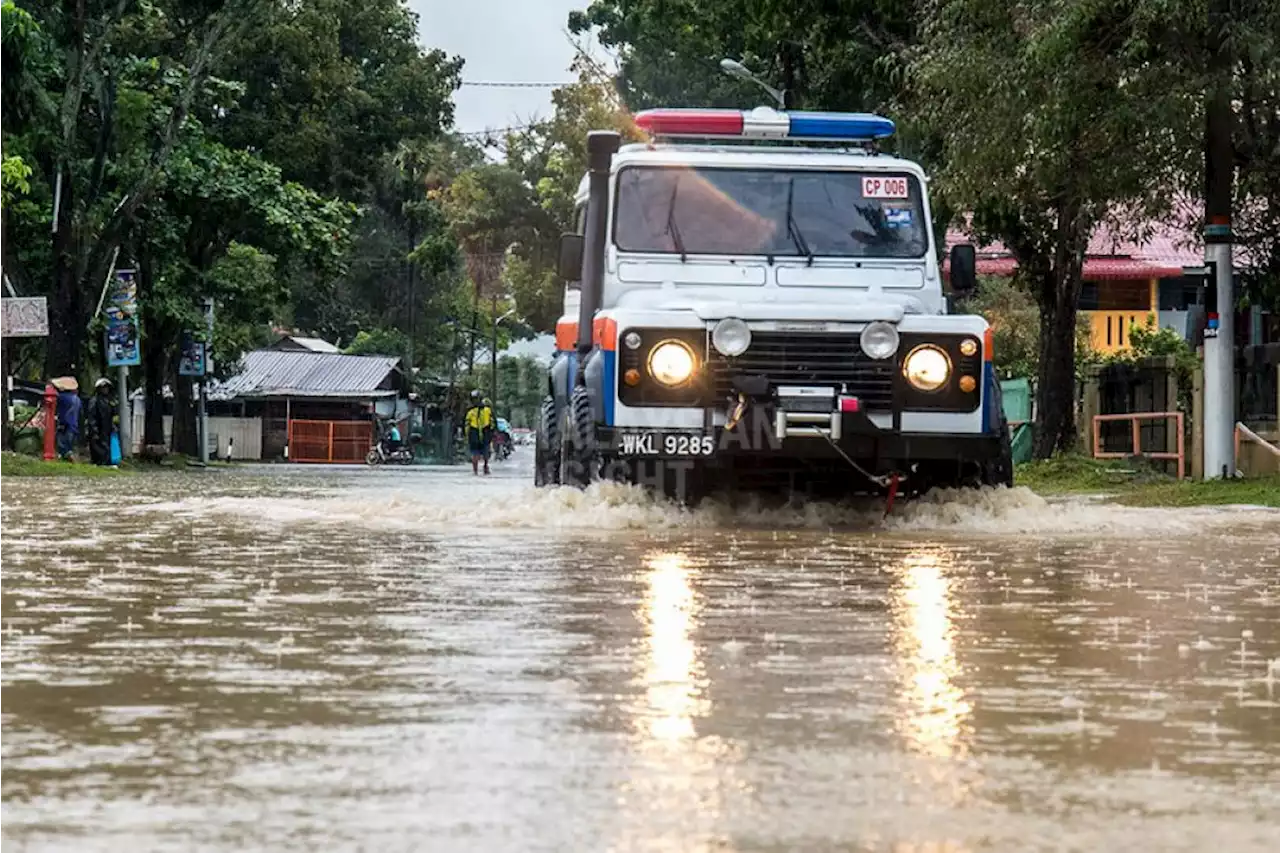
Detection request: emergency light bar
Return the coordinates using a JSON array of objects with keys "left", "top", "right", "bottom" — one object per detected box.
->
[{"left": 634, "top": 106, "right": 895, "bottom": 142}]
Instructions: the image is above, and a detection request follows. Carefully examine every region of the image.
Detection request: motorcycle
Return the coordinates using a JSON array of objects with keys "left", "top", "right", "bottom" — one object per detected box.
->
[
  {"left": 365, "top": 440, "right": 415, "bottom": 465},
  {"left": 366, "top": 421, "right": 418, "bottom": 466}
]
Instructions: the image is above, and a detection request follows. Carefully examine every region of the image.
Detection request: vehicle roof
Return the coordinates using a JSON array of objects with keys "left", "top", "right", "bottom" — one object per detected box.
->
[{"left": 574, "top": 144, "right": 926, "bottom": 200}]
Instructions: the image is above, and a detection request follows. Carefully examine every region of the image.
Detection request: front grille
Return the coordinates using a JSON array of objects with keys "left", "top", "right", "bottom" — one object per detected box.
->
[{"left": 707, "top": 332, "right": 895, "bottom": 408}]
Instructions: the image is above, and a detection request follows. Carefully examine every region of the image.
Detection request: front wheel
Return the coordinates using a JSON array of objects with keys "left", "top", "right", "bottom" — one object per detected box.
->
[
  {"left": 365, "top": 448, "right": 382, "bottom": 466},
  {"left": 981, "top": 423, "right": 1015, "bottom": 488}
]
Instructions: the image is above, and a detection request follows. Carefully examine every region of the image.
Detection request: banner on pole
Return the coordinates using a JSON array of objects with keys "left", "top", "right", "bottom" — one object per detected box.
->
[
  {"left": 1, "top": 297, "right": 49, "bottom": 338},
  {"left": 178, "top": 332, "right": 206, "bottom": 377},
  {"left": 105, "top": 269, "right": 141, "bottom": 366}
]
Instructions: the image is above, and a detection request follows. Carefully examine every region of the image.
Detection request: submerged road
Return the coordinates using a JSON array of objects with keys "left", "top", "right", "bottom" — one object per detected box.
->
[{"left": 2, "top": 456, "right": 1279, "bottom": 851}]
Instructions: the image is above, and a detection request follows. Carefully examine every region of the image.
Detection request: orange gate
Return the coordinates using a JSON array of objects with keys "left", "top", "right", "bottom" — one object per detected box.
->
[{"left": 287, "top": 419, "right": 372, "bottom": 463}]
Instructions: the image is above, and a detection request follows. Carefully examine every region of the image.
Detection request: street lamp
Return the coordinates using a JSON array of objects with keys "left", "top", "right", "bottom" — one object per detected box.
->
[
  {"left": 491, "top": 306, "right": 517, "bottom": 414},
  {"left": 720, "top": 58, "right": 787, "bottom": 109}
]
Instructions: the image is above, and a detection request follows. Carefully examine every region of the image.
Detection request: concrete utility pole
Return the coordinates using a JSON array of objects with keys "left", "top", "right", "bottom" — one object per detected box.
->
[
  {"left": 1201, "top": 0, "right": 1235, "bottom": 479},
  {"left": 198, "top": 297, "right": 214, "bottom": 465}
]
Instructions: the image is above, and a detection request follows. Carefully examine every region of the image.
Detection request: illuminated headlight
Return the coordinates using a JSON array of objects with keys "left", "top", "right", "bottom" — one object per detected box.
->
[
  {"left": 859, "top": 321, "right": 900, "bottom": 360},
  {"left": 623, "top": 330, "right": 643, "bottom": 350},
  {"left": 711, "top": 317, "right": 751, "bottom": 357},
  {"left": 903, "top": 344, "right": 951, "bottom": 392},
  {"left": 647, "top": 340, "right": 697, "bottom": 387}
]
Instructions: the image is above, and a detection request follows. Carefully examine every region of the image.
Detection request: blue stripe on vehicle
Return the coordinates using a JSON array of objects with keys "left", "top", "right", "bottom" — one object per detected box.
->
[
  {"left": 982, "top": 362, "right": 997, "bottom": 433},
  {"left": 602, "top": 349, "right": 616, "bottom": 426}
]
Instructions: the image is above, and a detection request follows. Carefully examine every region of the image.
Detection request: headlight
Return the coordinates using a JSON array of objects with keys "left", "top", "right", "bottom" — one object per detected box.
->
[
  {"left": 903, "top": 344, "right": 951, "bottom": 392},
  {"left": 711, "top": 317, "right": 751, "bottom": 357},
  {"left": 860, "top": 321, "right": 900, "bottom": 360},
  {"left": 647, "top": 340, "right": 697, "bottom": 386}
]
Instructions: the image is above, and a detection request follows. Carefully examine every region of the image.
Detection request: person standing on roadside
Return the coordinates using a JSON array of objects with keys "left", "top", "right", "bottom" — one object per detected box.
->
[
  {"left": 52, "top": 377, "right": 81, "bottom": 460},
  {"left": 464, "top": 390, "right": 494, "bottom": 475},
  {"left": 84, "top": 377, "right": 115, "bottom": 466}
]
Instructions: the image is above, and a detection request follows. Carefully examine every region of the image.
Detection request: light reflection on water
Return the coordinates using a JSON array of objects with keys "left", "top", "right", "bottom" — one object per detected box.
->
[
  {"left": 639, "top": 551, "right": 707, "bottom": 742},
  {"left": 893, "top": 548, "right": 971, "bottom": 759}
]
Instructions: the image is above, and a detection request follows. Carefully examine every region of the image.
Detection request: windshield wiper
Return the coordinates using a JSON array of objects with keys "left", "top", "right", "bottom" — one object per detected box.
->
[
  {"left": 666, "top": 176, "right": 688, "bottom": 262},
  {"left": 786, "top": 178, "right": 815, "bottom": 266}
]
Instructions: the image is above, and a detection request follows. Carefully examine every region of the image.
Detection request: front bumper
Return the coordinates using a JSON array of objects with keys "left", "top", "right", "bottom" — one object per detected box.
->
[{"left": 599, "top": 408, "right": 1004, "bottom": 466}]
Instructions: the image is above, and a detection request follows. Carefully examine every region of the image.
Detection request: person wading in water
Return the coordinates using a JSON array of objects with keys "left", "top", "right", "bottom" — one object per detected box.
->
[{"left": 464, "top": 390, "right": 495, "bottom": 476}]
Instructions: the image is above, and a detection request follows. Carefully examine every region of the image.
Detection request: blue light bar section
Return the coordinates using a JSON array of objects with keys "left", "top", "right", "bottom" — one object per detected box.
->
[{"left": 786, "top": 112, "right": 895, "bottom": 140}]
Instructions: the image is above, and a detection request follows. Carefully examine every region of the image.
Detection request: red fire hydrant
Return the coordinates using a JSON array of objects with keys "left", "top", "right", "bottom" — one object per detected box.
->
[{"left": 43, "top": 382, "right": 57, "bottom": 461}]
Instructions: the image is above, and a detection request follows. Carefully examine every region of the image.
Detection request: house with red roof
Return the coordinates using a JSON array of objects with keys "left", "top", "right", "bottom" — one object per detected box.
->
[{"left": 943, "top": 222, "right": 1241, "bottom": 354}]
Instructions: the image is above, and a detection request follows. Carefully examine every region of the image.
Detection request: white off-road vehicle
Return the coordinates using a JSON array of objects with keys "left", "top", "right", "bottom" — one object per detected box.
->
[{"left": 535, "top": 107, "right": 1011, "bottom": 502}]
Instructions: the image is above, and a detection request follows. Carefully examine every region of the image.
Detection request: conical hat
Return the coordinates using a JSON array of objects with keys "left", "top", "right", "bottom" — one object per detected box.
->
[{"left": 51, "top": 376, "right": 79, "bottom": 392}]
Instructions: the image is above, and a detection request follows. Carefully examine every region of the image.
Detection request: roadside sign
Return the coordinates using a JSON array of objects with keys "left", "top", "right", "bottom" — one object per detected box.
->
[
  {"left": 1, "top": 297, "right": 49, "bottom": 337},
  {"left": 105, "top": 269, "right": 141, "bottom": 366},
  {"left": 178, "top": 333, "right": 206, "bottom": 376}
]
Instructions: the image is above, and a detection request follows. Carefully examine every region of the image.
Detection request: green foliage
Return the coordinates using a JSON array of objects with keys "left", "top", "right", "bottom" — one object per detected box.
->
[
  {"left": 345, "top": 328, "right": 410, "bottom": 360},
  {"left": 961, "top": 276, "right": 1097, "bottom": 382},
  {"left": 1, "top": 155, "right": 32, "bottom": 205},
  {"left": 909, "top": 0, "right": 1190, "bottom": 457},
  {"left": 1099, "top": 315, "right": 1199, "bottom": 409},
  {"left": 461, "top": 354, "right": 548, "bottom": 428},
  {"left": 571, "top": 0, "right": 914, "bottom": 114},
  {"left": 960, "top": 277, "right": 1039, "bottom": 381}
]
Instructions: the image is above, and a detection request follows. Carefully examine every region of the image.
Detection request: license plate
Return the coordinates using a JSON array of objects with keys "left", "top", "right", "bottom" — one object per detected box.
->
[{"left": 616, "top": 432, "right": 716, "bottom": 457}]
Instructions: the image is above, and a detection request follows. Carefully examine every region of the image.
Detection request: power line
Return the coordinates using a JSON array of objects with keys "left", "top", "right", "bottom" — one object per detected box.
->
[
  {"left": 453, "top": 124, "right": 541, "bottom": 140},
  {"left": 460, "top": 80, "right": 572, "bottom": 89}
]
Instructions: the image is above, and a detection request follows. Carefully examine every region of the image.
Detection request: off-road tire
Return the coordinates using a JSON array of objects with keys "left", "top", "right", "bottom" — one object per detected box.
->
[
  {"left": 534, "top": 397, "right": 560, "bottom": 487},
  {"left": 559, "top": 386, "right": 596, "bottom": 488},
  {"left": 980, "top": 381, "right": 1014, "bottom": 488},
  {"left": 982, "top": 423, "right": 1015, "bottom": 488}
]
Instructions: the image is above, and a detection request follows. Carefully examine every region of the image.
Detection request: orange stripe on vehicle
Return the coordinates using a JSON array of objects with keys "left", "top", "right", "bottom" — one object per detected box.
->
[
  {"left": 555, "top": 320, "right": 577, "bottom": 352},
  {"left": 592, "top": 316, "right": 618, "bottom": 351},
  {"left": 983, "top": 327, "right": 994, "bottom": 362}
]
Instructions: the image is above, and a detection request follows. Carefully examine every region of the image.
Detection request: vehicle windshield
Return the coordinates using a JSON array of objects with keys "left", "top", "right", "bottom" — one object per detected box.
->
[{"left": 613, "top": 166, "right": 928, "bottom": 259}]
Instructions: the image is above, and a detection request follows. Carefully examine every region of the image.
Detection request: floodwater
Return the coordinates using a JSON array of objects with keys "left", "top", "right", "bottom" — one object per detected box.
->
[{"left": 2, "top": 457, "right": 1279, "bottom": 852}]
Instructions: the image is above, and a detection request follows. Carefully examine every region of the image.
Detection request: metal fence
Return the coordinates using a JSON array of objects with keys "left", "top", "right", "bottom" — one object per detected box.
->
[{"left": 287, "top": 419, "right": 371, "bottom": 463}]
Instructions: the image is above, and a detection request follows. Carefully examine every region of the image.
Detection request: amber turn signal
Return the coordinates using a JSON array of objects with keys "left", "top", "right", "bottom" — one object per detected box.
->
[
  {"left": 958, "top": 375, "right": 977, "bottom": 393},
  {"left": 624, "top": 368, "right": 641, "bottom": 386}
]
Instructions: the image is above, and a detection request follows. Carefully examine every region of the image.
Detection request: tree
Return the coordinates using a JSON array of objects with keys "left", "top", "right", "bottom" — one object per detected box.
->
[
  {"left": 0, "top": 0, "right": 37, "bottom": 448},
  {"left": 211, "top": 0, "right": 466, "bottom": 366},
  {"left": 1, "top": 0, "right": 266, "bottom": 376},
  {"left": 570, "top": 0, "right": 916, "bottom": 113},
  {"left": 909, "top": 0, "right": 1184, "bottom": 457},
  {"left": 136, "top": 133, "right": 354, "bottom": 452}
]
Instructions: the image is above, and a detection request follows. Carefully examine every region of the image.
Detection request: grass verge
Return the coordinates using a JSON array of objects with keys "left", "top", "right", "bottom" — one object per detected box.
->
[
  {"left": 1015, "top": 455, "right": 1280, "bottom": 508},
  {"left": 1, "top": 451, "right": 125, "bottom": 478}
]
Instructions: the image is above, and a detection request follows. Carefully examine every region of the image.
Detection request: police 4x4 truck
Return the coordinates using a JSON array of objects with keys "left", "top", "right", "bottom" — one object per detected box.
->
[{"left": 535, "top": 106, "right": 1012, "bottom": 503}]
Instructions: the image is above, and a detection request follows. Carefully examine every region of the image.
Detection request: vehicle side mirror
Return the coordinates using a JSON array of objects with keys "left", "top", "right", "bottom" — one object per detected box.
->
[
  {"left": 557, "top": 233, "right": 584, "bottom": 282},
  {"left": 949, "top": 244, "right": 977, "bottom": 296}
]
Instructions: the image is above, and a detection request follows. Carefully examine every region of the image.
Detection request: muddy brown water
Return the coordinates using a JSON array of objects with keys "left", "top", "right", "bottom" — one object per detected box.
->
[{"left": 2, "top": 459, "right": 1279, "bottom": 852}]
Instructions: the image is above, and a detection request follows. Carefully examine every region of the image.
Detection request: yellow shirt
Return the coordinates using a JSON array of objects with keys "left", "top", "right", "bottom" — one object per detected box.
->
[{"left": 465, "top": 405, "right": 493, "bottom": 430}]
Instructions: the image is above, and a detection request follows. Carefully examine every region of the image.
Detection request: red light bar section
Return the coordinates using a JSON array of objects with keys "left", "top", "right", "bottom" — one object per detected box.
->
[{"left": 634, "top": 109, "right": 744, "bottom": 137}]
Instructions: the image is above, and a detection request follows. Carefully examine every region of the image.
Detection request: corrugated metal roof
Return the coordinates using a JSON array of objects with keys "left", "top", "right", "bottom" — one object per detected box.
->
[
  {"left": 211, "top": 350, "right": 401, "bottom": 401},
  {"left": 942, "top": 220, "right": 1248, "bottom": 280},
  {"left": 282, "top": 335, "right": 341, "bottom": 353}
]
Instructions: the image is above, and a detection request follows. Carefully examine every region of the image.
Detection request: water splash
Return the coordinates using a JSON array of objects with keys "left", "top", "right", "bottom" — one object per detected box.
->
[{"left": 138, "top": 480, "right": 1279, "bottom": 538}]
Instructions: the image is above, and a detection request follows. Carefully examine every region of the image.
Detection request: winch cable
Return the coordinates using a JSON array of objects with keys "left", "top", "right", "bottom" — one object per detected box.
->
[
  {"left": 728, "top": 394, "right": 902, "bottom": 509},
  {"left": 809, "top": 426, "right": 896, "bottom": 489}
]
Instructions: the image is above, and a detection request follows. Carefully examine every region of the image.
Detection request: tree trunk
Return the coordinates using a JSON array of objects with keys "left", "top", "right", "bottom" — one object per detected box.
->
[
  {"left": 46, "top": 169, "right": 83, "bottom": 377},
  {"left": 1032, "top": 278, "right": 1083, "bottom": 458},
  {"left": 171, "top": 375, "right": 199, "bottom": 456},
  {"left": 142, "top": 337, "right": 168, "bottom": 448}
]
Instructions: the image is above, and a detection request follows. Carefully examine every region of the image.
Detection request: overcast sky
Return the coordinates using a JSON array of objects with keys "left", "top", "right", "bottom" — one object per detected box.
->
[{"left": 409, "top": 0, "right": 606, "bottom": 136}]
